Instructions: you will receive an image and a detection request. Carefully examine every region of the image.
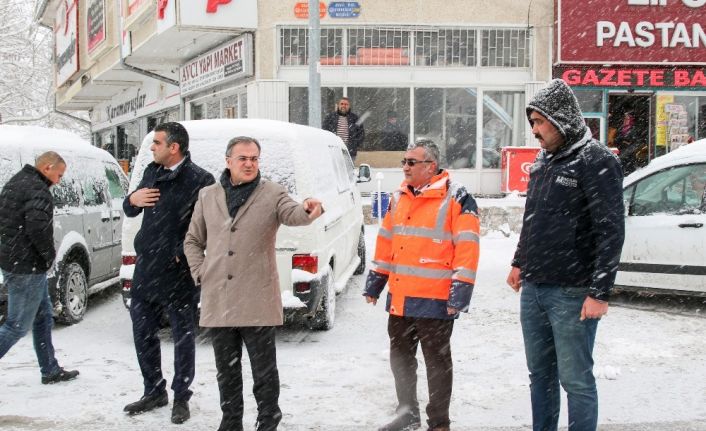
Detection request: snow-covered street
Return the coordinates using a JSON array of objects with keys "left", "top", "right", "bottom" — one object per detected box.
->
[{"left": 1, "top": 228, "right": 705, "bottom": 430}]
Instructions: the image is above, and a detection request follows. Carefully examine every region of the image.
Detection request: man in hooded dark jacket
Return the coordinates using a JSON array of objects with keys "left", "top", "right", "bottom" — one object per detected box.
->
[
  {"left": 506, "top": 79, "right": 625, "bottom": 431},
  {"left": 122, "top": 122, "right": 215, "bottom": 425}
]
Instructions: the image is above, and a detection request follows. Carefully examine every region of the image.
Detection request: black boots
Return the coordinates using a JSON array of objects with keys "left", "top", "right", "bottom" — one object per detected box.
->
[
  {"left": 41, "top": 368, "right": 79, "bottom": 384},
  {"left": 171, "top": 399, "right": 190, "bottom": 424},
  {"left": 123, "top": 392, "right": 169, "bottom": 415}
]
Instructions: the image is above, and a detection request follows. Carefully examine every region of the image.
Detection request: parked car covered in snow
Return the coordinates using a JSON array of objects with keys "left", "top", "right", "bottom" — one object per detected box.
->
[
  {"left": 120, "top": 119, "right": 370, "bottom": 329},
  {"left": 0, "top": 126, "right": 129, "bottom": 324},
  {"left": 616, "top": 139, "right": 706, "bottom": 295}
]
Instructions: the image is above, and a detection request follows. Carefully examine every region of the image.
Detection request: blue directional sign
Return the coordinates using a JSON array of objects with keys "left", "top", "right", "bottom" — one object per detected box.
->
[{"left": 328, "top": 1, "right": 361, "bottom": 18}]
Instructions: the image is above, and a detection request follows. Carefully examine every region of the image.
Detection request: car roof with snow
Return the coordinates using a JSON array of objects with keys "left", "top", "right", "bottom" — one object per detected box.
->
[
  {"left": 131, "top": 119, "right": 349, "bottom": 199},
  {"left": 0, "top": 125, "right": 114, "bottom": 159},
  {"left": 624, "top": 138, "right": 706, "bottom": 187}
]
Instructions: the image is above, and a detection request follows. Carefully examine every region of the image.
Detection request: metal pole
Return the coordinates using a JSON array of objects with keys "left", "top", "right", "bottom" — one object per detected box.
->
[{"left": 307, "top": 0, "right": 321, "bottom": 128}]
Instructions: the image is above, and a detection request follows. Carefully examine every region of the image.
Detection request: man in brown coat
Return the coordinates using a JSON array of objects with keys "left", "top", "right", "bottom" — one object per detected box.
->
[{"left": 184, "top": 136, "right": 323, "bottom": 431}]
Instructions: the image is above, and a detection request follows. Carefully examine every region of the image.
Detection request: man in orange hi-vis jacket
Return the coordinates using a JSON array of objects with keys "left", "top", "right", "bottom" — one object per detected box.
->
[{"left": 364, "top": 139, "right": 480, "bottom": 431}]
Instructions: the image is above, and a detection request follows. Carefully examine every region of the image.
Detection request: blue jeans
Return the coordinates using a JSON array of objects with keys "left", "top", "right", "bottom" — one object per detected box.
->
[
  {"left": 0, "top": 270, "right": 61, "bottom": 376},
  {"left": 520, "top": 280, "right": 599, "bottom": 431}
]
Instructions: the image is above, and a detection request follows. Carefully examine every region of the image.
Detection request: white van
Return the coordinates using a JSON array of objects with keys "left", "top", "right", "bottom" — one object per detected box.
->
[
  {"left": 0, "top": 125, "right": 129, "bottom": 324},
  {"left": 120, "top": 119, "right": 370, "bottom": 329}
]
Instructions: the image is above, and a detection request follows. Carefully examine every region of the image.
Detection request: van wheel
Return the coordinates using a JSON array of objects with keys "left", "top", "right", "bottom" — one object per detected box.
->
[
  {"left": 353, "top": 230, "right": 366, "bottom": 275},
  {"left": 308, "top": 265, "right": 336, "bottom": 330},
  {"left": 56, "top": 262, "right": 88, "bottom": 325}
]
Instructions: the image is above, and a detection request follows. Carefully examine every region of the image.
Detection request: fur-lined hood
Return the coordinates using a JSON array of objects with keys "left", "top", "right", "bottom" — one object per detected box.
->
[{"left": 526, "top": 79, "right": 588, "bottom": 147}]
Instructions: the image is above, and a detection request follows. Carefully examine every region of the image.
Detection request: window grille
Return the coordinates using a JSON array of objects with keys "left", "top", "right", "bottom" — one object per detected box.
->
[
  {"left": 481, "top": 29, "right": 530, "bottom": 67},
  {"left": 280, "top": 26, "right": 530, "bottom": 68},
  {"left": 414, "top": 28, "right": 476, "bottom": 67}
]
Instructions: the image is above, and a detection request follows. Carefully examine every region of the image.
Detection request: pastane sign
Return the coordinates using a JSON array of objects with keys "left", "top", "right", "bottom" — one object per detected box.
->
[
  {"left": 180, "top": 34, "right": 253, "bottom": 96},
  {"left": 558, "top": 0, "right": 706, "bottom": 64},
  {"left": 55, "top": 0, "right": 79, "bottom": 87}
]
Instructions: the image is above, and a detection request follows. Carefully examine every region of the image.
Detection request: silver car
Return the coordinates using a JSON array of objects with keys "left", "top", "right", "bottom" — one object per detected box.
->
[{"left": 0, "top": 126, "right": 128, "bottom": 324}]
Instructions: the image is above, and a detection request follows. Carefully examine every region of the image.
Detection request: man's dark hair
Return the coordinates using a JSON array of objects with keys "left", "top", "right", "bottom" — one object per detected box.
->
[
  {"left": 154, "top": 122, "right": 189, "bottom": 155},
  {"left": 226, "top": 136, "right": 261, "bottom": 156}
]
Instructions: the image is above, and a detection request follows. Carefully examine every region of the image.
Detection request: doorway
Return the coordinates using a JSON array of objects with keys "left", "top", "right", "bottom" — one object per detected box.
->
[{"left": 608, "top": 94, "right": 651, "bottom": 175}]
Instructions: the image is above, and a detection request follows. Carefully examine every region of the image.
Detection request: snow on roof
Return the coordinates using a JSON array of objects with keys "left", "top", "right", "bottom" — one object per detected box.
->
[
  {"left": 625, "top": 138, "right": 706, "bottom": 186},
  {"left": 0, "top": 125, "right": 91, "bottom": 150}
]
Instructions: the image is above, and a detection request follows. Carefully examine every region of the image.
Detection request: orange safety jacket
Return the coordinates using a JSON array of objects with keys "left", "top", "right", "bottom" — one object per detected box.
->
[{"left": 364, "top": 170, "right": 480, "bottom": 319}]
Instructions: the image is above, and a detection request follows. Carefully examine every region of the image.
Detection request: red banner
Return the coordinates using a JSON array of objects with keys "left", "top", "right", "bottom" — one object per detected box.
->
[
  {"left": 554, "top": 65, "right": 706, "bottom": 88},
  {"left": 557, "top": 0, "right": 706, "bottom": 64}
]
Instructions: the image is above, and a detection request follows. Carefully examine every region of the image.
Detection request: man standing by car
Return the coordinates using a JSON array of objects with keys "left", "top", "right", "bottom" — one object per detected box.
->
[
  {"left": 507, "top": 79, "right": 625, "bottom": 431},
  {"left": 184, "top": 136, "right": 323, "bottom": 431},
  {"left": 363, "top": 140, "right": 480, "bottom": 431},
  {"left": 323, "top": 97, "right": 365, "bottom": 161},
  {"left": 122, "top": 122, "right": 215, "bottom": 424},
  {"left": 0, "top": 151, "right": 79, "bottom": 385}
]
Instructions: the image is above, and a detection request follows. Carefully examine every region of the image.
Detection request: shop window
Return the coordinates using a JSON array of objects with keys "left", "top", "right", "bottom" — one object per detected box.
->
[
  {"left": 280, "top": 28, "right": 343, "bottom": 66},
  {"left": 482, "top": 91, "right": 524, "bottom": 168},
  {"left": 347, "top": 28, "right": 411, "bottom": 66},
  {"left": 481, "top": 29, "right": 530, "bottom": 67},
  {"left": 281, "top": 26, "right": 531, "bottom": 68},
  {"left": 349, "top": 87, "right": 411, "bottom": 167},
  {"left": 414, "top": 29, "right": 476, "bottom": 67},
  {"left": 191, "top": 103, "right": 204, "bottom": 120},
  {"left": 206, "top": 99, "right": 221, "bottom": 119},
  {"left": 288, "top": 87, "right": 344, "bottom": 126},
  {"left": 223, "top": 94, "right": 238, "bottom": 118},
  {"left": 575, "top": 90, "right": 603, "bottom": 113}
]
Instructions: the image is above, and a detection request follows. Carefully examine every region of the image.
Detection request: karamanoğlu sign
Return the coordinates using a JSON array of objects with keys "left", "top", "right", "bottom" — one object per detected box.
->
[
  {"left": 558, "top": 0, "right": 706, "bottom": 64},
  {"left": 554, "top": 65, "right": 706, "bottom": 87}
]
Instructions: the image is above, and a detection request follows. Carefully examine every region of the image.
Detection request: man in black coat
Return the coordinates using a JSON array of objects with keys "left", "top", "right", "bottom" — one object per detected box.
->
[
  {"left": 507, "top": 79, "right": 625, "bottom": 431},
  {"left": 122, "top": 122, "right": 215, "bottom": 424},
  {"left": 323, "top": 97, "right": 365, "bottom": 161},
  {"left": 0, "top": 151, "right": 79, "bottom": 384}
]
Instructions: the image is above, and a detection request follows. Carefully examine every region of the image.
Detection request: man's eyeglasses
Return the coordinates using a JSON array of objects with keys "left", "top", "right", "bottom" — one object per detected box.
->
[
  {"left": 401, "top": 159, "right": 433, "bottom": 167},
  {"left": 228, "top": 156, "right": 260, "bottom": 163}
]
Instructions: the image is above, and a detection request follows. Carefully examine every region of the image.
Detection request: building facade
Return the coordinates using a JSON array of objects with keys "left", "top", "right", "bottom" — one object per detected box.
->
[
  {"left": 555, "top": 0, "right": 706, "bottom": 175},
  {"left": 37, "top": 0, "right": 554, "bottom": 194}
]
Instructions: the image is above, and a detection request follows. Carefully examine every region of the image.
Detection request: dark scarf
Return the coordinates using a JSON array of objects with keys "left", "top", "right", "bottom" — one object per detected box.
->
[{"left": 220, "top": 169, "right": 261, "bottom": 218}]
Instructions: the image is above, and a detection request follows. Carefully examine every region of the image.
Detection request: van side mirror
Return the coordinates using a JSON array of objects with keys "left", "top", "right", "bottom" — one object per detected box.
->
[{"left": 357, "top": 163, "right": 372, "bottom": 183}]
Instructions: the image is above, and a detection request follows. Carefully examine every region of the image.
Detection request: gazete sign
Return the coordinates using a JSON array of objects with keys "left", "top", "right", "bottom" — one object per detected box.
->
[
  {"left": 557, "top": 0, "right": 706, "bottom": 64},
  {"left": 554, "top": 66, "right": 706, "bottom": 88}
]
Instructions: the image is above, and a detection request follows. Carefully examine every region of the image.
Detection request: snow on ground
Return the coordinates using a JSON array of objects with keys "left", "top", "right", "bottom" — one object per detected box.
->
[{"left": 1, "top": 227, "right": 706, "bottom": 430}]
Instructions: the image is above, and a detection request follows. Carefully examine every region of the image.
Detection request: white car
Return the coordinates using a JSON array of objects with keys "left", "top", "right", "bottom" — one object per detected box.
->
[
  {"left": 617, "top": 139, "right": 706, "bottom": 295},
  {"left": 120, "top": 119, "right": 370, "bottom": 330}
]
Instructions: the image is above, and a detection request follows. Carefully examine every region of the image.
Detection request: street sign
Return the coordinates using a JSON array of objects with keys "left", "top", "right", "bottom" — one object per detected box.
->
[
  {"left": 328, "top": 1, "right": 361, "bottom": 18},
  {"left": 294, "top": 2, "right": 326, "bottom": 18}
]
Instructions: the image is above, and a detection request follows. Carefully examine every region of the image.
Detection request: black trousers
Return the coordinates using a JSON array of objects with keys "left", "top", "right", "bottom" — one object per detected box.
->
[
  {"left": 388, "top": 315, "right": 455, "bottom": 429},
  {"left": 211, "top": 326, "right": 282, "bottom": 431},
  {"left": 130, "top": 296, "right": 196, "bottom": 402}
]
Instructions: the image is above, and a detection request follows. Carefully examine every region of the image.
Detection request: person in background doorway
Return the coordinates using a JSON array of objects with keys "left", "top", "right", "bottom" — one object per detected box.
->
[
  {"left": 364, "top": 140, "right": 480, "bottom": 431},
  {"left": 122, "top": 122, "right": 215, "bottom": 425},
  {"left": 323, "top": 97, "right": 365, "bottom": 161},
  {"left": 0, "top": 151, "right": 79, "bottom": 385},
  {"left": 380, "top": 110, "right": 408, "bottom": 151},
  {"left": 507, "top": 79, "right": 625, "bottom": 431}
]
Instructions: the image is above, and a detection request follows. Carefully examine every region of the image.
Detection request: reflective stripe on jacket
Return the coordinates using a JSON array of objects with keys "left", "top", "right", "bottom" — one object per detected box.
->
[{"left": 365, "top": 170, "right": 480, "bottom": 319}]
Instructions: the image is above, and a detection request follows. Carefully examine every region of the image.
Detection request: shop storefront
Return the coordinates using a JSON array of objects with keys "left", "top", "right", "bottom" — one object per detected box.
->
[
  {"left": 91, "top": 80, "right": 180, "bottom": 174},
  {"left": 555, "top": 0, "right": 706, "bottom": 175},
  {"left": 181, "top": 34, "right": 254, "bottom": 121},
  {"left": 258, "top": 1, "right": 554, "bottom": 195}
]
